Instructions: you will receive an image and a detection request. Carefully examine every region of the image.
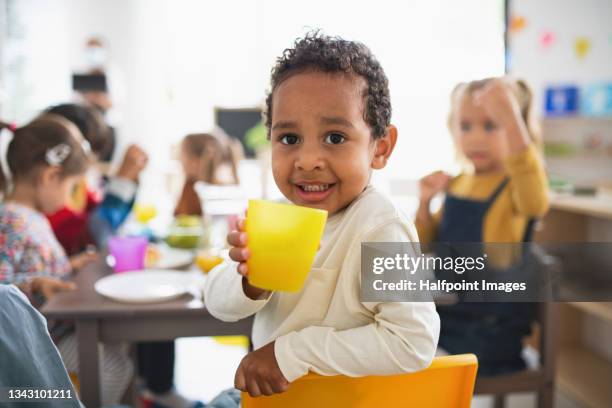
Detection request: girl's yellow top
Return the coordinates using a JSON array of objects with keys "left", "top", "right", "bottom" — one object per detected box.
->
[{"left": 416, "top": 144, "right": 549, "bottom": 244}]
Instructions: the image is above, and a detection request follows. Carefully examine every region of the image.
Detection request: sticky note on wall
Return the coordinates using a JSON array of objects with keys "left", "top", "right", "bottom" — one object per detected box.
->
[
  {"left": 545, "top": 86, "right": 579, "bottom": 116},
  {"left": 539, "top": 31, "right": 555, "bottom": 50},
  {"left": 509, "top": 15, "right": 527, "bottom": 33},
  {"left": 574, "top": 37, "right": 591, "bottom": 60},
  {"left": 581, "top": 83, "right": 612, "bottom": 116}
]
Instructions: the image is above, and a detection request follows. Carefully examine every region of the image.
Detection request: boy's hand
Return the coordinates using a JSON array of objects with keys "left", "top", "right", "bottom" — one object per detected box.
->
[
  {"left": 227, "top": 219, "right": 270, "bottom": 300},
  {"left": 116, "top": 144, "right": 148, "bottom": 182},
  {"left": 419, "top": 171, "right": 451, "bottom": 203},
  {"left": 234, "top": 341, "right": 289, "bottom": 397},
  {"left": 69, "top": 250, "right": 98, "bottom": 271},
  {"left": 31, "top": 277, "right": 77, "bottom": 301}
]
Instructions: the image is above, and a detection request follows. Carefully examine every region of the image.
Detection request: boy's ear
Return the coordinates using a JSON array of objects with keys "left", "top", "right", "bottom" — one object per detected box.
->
[{"left": 371, "top": 125, "right": 398, "bottom": 170}]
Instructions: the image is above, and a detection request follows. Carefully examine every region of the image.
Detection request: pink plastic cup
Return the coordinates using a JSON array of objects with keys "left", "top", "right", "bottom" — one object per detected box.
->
[{"left": 108, "top": 236, "right": 148, "bottom": 273}]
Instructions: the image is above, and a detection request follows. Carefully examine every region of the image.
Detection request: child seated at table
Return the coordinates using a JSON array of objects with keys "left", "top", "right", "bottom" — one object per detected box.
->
[
  {"left": 0, "top": 116, "right": 133, "bottom": 406},
  {"left": 415, "top": 78, "right": 549, "bottom": 375},
  {"left": 204, "top": 32, "right": 440, "bottom": 398},
  {"left": 174, "top": 130, "right": 242, "bottom": 216},
  {"left": 44, "top": 103, "right": 148, "bottom": 253}
]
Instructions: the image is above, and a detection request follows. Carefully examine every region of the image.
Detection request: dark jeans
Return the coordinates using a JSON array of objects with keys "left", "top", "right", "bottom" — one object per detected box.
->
[{"left": 137, "top": 341, "right": 175, "bottom": 393}]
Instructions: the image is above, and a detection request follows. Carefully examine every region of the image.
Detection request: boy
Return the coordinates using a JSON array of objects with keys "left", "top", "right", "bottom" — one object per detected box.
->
[{"left": 204, "top": 32, "right": 440, "bottom": 397}]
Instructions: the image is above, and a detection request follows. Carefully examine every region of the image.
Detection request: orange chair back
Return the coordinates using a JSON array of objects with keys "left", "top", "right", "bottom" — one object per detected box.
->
[{"left": 242, "top": 354, "right": 478, "bottom": 408}]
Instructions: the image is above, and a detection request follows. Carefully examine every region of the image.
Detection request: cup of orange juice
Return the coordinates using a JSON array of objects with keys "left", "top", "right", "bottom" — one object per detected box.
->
[
  {"left": 245, "top": 200, "right": 327, "bottom": 292},
  {"left": 196, "top": 250, "right": 224, "bottom": 273}
]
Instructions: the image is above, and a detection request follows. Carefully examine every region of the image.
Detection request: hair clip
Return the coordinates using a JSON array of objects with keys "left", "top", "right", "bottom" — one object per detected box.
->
[
  {"left": 8, "top": 123, "right": 17, "bottom": 133},
  {"left": 46, "top": 143, "right": 72, "bottom": 166},
  {"left": 81, "top": 140, "right": 92, "bottom": 155}
]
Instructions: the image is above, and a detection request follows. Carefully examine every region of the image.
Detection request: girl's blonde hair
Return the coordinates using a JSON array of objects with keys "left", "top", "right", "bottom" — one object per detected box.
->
[
  {"left": 181, "top": 130, "right": 243, "bottom": 184},
  {"left": 448, "top": 77, "right": 541, "bottom": 148}
]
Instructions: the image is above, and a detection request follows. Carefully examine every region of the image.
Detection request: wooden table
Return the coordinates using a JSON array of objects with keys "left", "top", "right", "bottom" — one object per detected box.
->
[{"left": 41, "top": 258, "right": 252, "bottom": 408}]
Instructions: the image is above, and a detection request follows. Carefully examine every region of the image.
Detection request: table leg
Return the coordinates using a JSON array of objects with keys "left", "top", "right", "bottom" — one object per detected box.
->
[{"left": 76, "top": 319, "right": 100, "bottom": 408}]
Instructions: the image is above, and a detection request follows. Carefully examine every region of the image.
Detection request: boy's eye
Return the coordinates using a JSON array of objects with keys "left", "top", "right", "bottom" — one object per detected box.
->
[
  {"left": 279, "top": 134, "right": 300, "bottom": 145},
  {"left": 324, "top": 133, "right": 345, "bottom": 145},
  {"left": 459, "top": 121, "right": 471, "bottom": 132},
  {"left": 484, "top": 120, "right": 497, "bottom": 132}
]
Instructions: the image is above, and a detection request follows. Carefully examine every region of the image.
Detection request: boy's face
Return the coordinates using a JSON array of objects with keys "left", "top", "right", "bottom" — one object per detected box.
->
[{"left": 270, "top": 71, "right": 395, "bottom": 215}]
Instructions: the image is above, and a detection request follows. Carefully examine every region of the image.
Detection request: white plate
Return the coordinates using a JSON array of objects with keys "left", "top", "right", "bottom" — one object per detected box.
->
[
  {"left": 95, "top": 270, "right": 193, "bottom": 304},
  {"left": 149, "top": 245, "right": 194, "bottom": 269}
]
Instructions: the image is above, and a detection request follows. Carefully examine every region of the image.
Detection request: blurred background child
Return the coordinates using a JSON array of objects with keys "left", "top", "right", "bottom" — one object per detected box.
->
[
  {"left": 0, "top": 115, "right": 133, "bottom": 406},
  {"left": 415, "top": 77, "right": 549, "bottom": 375},
  {"left": 174, "top": 131, "right": 242, "bottom": 217},
  {"left": 44, "top": 103, "right": 148, "bottom": 253},
  {"left": 133, "top": 130, "right": 244, "bottom": 408}
]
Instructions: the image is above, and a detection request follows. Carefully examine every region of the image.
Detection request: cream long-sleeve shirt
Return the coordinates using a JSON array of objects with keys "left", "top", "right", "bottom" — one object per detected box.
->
[{"left": 204, "top": 186, "right": 440, "bottom": 382}]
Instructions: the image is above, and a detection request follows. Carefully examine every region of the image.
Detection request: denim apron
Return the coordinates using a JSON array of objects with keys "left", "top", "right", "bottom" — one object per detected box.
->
[{"left": 436, "top": 178, "right": 534, "bottom": 376}]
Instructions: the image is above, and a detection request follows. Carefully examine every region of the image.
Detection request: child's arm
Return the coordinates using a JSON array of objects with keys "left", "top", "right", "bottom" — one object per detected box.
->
[
  {"left": 86, "top": 178, "right": 137, "bottom": 248},
  {"left": 203, "top": 220, "right": 272, "bottom": 321},
  {"left": 203, "top": 261, "right": 271, "bottom": 322},
  {"left": 474, "top": 78, "right": 549, "bottom": 216},
  {"left": 415, "top": 171, "right": 450, "bottom": 244},
  {"left": 14, "top": 277, "right": 76, "bottom": 308},
  {"left": 87, "top": 145, "right": 147, "bottom": 248},
  {"left": 69, "top": 250, "right": 98, "bottom": 271},
  {"left": 29, "top": 277, "right": 76, "bottom": 301},
  {"left": 505, "top": 145, "right": 549, "bottom": 217},
  {"left": 273, "top": 222, "right": 439, "bottom": 383},
  {"left": 473, "top": 78, "right": 531, "bottom": 155}
]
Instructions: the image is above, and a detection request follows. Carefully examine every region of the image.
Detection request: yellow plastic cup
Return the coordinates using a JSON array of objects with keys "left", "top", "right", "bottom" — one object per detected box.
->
[{"left": 246, "top": 200, "right": 327, "bottom": 292}]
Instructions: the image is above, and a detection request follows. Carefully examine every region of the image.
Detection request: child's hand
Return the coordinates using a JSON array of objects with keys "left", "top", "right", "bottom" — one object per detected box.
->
[
  {"left": 473, "top": 78, "right": 530, "bottom": 153},
  {"left": 69, "top": 250, "right": 98, "bottom": 271},
  {"left": 473, "top": 78, "right": 522, "bottom": 126},
  {"left": 31, "top": 277, "right": 77, "bottom": 301},
  {"left": 419, "top": 171, "right": 451, "bottom": 203},
  {"left": 116, "top": 144, "right": 148, "bottom": 182},
  {"left": 234, "top": 341, "right": 289, "bottom": 397},
  {"left": 227, "top": 219, "right": 270, "bottom": 300}
]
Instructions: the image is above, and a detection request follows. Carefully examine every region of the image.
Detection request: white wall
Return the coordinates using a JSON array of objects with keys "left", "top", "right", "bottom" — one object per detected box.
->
[
  {"left": 509, "top": 0, "right": 612, "bottom": 114},
  {"left": 1, "top": 0, "right": 506, "bottom": 202},
  {"left": 508, "top": 0, "right": 612, "bottom": 186}
]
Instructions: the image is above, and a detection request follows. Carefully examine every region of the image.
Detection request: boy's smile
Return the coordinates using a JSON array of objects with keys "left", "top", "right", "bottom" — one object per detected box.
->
[{"left": 269, "top": 71, "right": 393, "bottom": 215}]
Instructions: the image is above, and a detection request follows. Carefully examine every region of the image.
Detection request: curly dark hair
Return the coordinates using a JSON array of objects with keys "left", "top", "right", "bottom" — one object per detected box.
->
[{"left": 264, "top": 31, "right": 391, "bottom": 139}]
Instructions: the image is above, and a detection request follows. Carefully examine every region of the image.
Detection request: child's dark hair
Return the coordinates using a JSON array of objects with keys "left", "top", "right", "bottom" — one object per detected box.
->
[
  {"left": 265, "top": 31, "right": 391, "bottom": 139},
  {"left": 0, "top": 115, "right": 90, "bottom": 195},
  {"left": 45, "top": 103, "right": 111, "bottom": 159}
]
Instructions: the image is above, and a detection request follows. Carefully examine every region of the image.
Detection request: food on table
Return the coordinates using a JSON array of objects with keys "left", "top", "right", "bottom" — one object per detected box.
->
[
  {"left": 176, "top": 215, "right": 202, "bottom": 228},
  {"left": 196, "top": 252, "right": 224, "bottom": 273},
  {"left": 134, "top": 203, "right": 158, "bottom": 224},
  {"left": 166, "top": 216, "right": 203, "bottom": 249},
  {"left": 145, "top": 245, "right": 161, "bottom": 268}
]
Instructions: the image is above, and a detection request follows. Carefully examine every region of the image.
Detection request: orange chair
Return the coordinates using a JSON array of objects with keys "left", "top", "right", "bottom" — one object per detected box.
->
[{"left": 242, "top": 354, "right": 478, "bottom": 408}]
